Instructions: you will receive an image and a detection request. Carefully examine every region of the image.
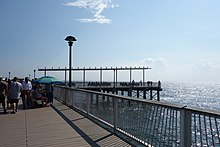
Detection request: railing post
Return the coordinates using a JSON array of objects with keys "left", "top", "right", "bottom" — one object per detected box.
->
[
  {"left": 66, "top": 89, "right": 70, "bottom": 105},
  {"left": 113, "top": 97, "right": 118, "bottom": 133},
  {"left": 180, "top": 107, "right": 191, "bottom": 147},
  {"left": 72, "top": 89, "right": 75, "bottom": 107},
  {"left": 64, "top": 88, "right": 67, "bottom": 105},
  {"left": 86, "top": 93, "right": 91, "bottom": 117}
]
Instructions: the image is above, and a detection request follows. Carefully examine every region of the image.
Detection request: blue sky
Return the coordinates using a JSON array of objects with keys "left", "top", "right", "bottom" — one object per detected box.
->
[{"left": 1, "top": 0, "right": 220, "bottom": 83}]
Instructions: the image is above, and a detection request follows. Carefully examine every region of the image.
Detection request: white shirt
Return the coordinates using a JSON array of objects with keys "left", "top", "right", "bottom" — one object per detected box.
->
[{"left": 22, "top": 81, "right": 32, "bottom": 90}]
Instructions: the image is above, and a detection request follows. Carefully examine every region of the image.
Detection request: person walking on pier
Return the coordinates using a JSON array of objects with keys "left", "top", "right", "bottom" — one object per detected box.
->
[
  {"left": 0, "top": 77, "right": 8, "bottom": 114},
  {"left": 6, "top": 79, "right": 11, "bottom": 109},
  {"left": 8, "top": 77, "right": 22, "bottom": 114},
  {"left": 22, "top": 77, "right": 32, "bottom": 109},
  {"left": 45, "top": 83, "right": 53, "bottom": 106}
]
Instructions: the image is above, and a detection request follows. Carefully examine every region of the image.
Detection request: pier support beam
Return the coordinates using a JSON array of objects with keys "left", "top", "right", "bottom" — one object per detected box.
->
[
  {"left": 143, "top": 90, "right": 146, "bottom": 99},
  {"left": 150, "top": 90, "right": 153, "bottom": 100},
  {"left": 137, "top": 90, "right": 139, "bottom": 98},
  {"left": 128, "top": 89, "right": 132, "bottom": 97},
  {"left": 157, "top": 90, "right": 160, "bottom": 101}
]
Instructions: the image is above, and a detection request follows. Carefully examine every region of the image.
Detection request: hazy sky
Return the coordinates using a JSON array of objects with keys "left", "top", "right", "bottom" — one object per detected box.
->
[{"left": 1, "top": 0, "right": 220, "bottom": 83}]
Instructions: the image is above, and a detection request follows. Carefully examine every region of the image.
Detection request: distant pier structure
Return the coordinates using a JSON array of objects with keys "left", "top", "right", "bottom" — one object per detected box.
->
[{"left": 38, "top": 66, "right": 162, "bottom": 101}]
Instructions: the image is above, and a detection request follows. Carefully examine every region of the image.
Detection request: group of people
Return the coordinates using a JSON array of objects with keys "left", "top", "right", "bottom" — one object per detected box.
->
[{"left": 0, "top": 76, "right": 53, "bottom": 114}]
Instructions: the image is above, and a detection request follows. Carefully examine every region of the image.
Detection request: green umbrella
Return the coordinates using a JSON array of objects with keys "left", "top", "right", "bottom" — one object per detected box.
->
[{"left": 33, "top": 76, "right": 63, "bottom": 84}]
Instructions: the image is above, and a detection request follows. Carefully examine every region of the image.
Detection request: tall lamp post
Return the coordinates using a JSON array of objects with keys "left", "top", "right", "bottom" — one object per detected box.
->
[{"left": 65, "top": 35, "right": 77, "bottom": 87}]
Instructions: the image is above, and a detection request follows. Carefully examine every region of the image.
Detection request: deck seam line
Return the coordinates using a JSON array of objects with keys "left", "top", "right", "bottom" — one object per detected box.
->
[{"left": 25, "top": 111, "right": 28, "bottom": 147}]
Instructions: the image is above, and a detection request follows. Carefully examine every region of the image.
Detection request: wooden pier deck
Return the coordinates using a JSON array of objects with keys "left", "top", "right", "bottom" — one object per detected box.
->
[{"left": 0, "top": 100, "right": 131, "bottom": 147}]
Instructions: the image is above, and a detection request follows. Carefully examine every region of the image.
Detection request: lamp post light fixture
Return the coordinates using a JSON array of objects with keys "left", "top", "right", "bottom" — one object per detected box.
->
[{"left": 65, "top": 35, "right": 77, "bottom": 87}]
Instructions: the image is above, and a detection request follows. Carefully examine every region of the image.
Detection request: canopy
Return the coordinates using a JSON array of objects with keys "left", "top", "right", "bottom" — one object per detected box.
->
[{"left": 33, "top": 76, "right": 63, "bottom": 84}]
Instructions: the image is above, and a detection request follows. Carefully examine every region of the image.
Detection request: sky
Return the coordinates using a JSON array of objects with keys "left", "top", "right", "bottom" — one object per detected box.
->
[{"left": 1, "top": 0, "right": 220, "bottom": 83}]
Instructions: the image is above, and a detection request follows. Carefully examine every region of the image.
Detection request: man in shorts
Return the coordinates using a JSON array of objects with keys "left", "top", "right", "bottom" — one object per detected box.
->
[
  {"left": 8, "top": 77, "right": 22, "bottom": 114},
  {"left": 0, "top": 77, "right": 8, "bottom": 114}
]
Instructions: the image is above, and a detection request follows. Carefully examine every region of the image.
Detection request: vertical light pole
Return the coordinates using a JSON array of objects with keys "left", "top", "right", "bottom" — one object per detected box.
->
[
  {"left": 64, "top": 67, "right": 67, "bottom": 85},
  {"left": 34, "top": 70, "right": 36, "bottom": 79},
  {"left": 44, "top": 67, "right": 47, "bottom": 76},
  {"left": 8, "top": 72, "right": 11, "bottom": 79},
  {"left": 65, "top": 35, "right": 77, "bottom": 87}
]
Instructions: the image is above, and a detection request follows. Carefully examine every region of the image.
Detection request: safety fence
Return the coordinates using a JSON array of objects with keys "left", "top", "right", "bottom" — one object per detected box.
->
[{"left": 53, "top": 85, "right": 220, "bottom": 147}]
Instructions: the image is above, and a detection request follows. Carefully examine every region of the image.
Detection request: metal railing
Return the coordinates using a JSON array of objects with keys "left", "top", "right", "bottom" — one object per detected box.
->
[{"left": 53, "top": 85, "right": 220, "bottom": 147}]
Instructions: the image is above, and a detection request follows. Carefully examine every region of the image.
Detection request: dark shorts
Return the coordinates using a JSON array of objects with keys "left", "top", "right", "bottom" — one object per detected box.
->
[
  {"left": 0, "top": 93, "right": 5, "bottom": 103},
  {"left": 10, "top": 99, "right": 19, "bottom": 104}
]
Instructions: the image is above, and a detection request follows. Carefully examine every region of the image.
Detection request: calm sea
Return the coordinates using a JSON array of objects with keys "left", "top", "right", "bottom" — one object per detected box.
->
[
  {"left": 160, "top": 82, "right": 220, "bottom": 111},
  {"left": 74, "top": 81, "right": 220, "bottom": 111}
]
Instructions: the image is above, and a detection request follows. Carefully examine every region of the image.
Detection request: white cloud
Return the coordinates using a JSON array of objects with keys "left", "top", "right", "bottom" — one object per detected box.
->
[
  {"left": 77, "top": 16, "right": 111, "bottom": 24},
  {"left": 137, "top": 57, "right": 167, "bottom": 69},
  {"left": 192, "top": 59, "right": 215, "bottom": 70},
  {"left": 64, "top": 0, "right": 118, "bottom": 24}
]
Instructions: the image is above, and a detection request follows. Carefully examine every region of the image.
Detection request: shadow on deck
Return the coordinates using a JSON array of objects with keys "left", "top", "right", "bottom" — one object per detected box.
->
[{"left": 0, "top": 99, "right": 131, "bottom": 147}]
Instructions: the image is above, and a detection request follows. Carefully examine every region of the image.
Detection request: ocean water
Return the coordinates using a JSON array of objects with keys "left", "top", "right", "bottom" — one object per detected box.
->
[
  {"left": 75, "top": 81, "right": 220, "bottom": 111},
  {"left": 160, "top": 82, "right": 220, "bottom": 111}
]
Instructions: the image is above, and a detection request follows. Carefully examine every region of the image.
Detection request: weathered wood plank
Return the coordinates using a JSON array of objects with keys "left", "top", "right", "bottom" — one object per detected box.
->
[{"left": 0, "top": 99, "right": 131, "bottom": 147}]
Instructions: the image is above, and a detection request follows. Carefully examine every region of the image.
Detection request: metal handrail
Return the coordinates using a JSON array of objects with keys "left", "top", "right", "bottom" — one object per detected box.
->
[{"left": 53, "top": 85, "right": 220, "bottom": 147}]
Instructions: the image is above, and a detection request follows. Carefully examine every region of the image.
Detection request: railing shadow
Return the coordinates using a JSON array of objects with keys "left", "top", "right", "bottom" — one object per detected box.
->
[{"left": 51, "top": 104, "right": 101, "bottom": 147}]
